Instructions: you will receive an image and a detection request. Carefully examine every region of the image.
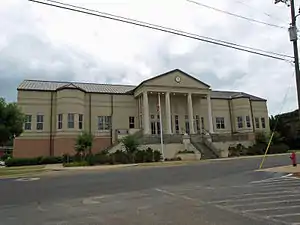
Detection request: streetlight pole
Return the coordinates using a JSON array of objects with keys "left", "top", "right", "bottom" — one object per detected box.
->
[{"left": 276, "top": 0, "right": 300, "bottom": 120}]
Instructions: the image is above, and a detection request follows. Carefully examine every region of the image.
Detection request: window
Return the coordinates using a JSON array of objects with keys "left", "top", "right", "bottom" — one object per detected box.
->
[
  {"left": 216, "top": 117, "right": 225, "bottom": 129},
  {"left": 237, "top": 116, "right": 243, "bottom": 128},
  {"left": 98, "top": 116, "right": 112, "bottom": 131},
  {"left": 36, "top": 114, "right": 44, "bottom": 130},
  {"left": 78, "top": 114, "right": 83, "bottom": 130},
  {"left": 129, "top": 116, "right": 135, "bottom": 129},
  {"left": 246, "top": 116, "right": 251, "bottom": 128},
  {"left": 261, "top": 117, "right": 266, "bottom": 128},
  {"left": 175, "top": 115, "right": 179, "bottom": 134},
  {"left": 255, "top": 117, "right": 260, "bottom": 129},
  {"left": 68, "top": 113, "right": 75, "bottom": 129},
  {"left": 58, "top": 114, "right": 63, "bottom": 129},
  {"left": 24, "top": 115, "right": 32, "bottom": 130},
  {"left": 195, "top": 115, "right": 200, "bottom": 132}
]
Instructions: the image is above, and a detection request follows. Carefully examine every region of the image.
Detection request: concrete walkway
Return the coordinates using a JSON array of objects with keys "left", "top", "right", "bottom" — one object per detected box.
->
[
  {"left": 44, "top": 163, "right": 138, "bottom": 171},
  {"left": 258, "top": 165, "right": 300, "bottom": 173}
]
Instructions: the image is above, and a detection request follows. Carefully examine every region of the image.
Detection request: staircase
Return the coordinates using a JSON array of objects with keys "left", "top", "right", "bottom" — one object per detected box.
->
[
  {"left": 190, "top": 135, "right": 219, "bottom": 160},
  {"left": 191, "top": 141, "right": 219, "bottom": 159}
]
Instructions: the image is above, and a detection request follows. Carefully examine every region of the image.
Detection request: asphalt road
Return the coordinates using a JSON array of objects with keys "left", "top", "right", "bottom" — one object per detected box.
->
[{"left": 0, "top": 155, "right": 297, "bottom": 225}]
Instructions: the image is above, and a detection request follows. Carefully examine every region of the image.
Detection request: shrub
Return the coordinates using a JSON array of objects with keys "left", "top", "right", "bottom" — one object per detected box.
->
[
  {"left": 246, "top": 143, "right": 266, "bottom": 156},
  {"left": 121, "top": 135, "right": 139, "bottom": 162},
  {"left": 111, "top": 150, "right": 130, "bottom": 164},
  {"left": 94, "top": 151, "right": 111, "bottom": 165},
  {"left": 63, "top": 161, "right": 89, "bottom": 167},
  {"left": 39, "top": 156, "right": 63, "bottom": 164},
  {"left": 268, "top": 143, "right": 290, "bottom": 154},
  {"left": 228, "top": 144, "right": 247, "bottom": 157},
  {"left": 75, "top": 131, "right": 94, "bottom": 157},
  {"left": 5, "top": 157, "right": 40, "bottom": 167},
  {"left": 153, "top": 150, "right": 162, "bottom": 162},
  {"left": 178, "top": 150, "right": 195, "bottom": 154}
]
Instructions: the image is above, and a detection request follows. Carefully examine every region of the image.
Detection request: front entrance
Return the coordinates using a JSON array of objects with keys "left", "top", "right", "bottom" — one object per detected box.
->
[{"left": 150, "top": 114, "right": 161, "bottom": 135}]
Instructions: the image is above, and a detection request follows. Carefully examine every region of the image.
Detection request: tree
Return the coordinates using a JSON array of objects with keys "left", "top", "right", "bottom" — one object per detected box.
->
[
  {"left": 0, "top": 98, "right": 24, "bottom": 146},
  {"left": 121, "top": 135, "right": 139, "bottom": 162},
  {"left": 75, "top": 131, "right": 94, "bottom": 158}
]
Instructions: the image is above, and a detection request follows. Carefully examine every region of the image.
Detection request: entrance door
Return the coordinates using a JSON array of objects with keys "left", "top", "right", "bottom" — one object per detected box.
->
[
  {"left": 185, "top": 115, "right": 190, "bottom": 134},
  {"left": 150, "top": 114, "right": 161, "bottom": 135}
]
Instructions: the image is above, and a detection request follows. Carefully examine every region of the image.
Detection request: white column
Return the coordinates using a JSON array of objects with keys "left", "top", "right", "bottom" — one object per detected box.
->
[
  {"left": 187, "top": 93, "right": 195, "bottom": 134},
  {"left": 207, "top": 93, "right": 214, "bottom": 133},
  {"left": 143, "top": 91, "right": 150, "bottom": 134},
  {"left": 165, "top": 92, "right": 172, "bottom": 134}
]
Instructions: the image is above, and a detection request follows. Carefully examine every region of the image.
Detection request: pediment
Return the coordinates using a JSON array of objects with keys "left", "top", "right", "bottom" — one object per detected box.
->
[
  {"left": 136, "top": 69, "right": 210, "bottom": 90},
  {"left": 56, "top": 83, "right": 85, "bottom": 92}
]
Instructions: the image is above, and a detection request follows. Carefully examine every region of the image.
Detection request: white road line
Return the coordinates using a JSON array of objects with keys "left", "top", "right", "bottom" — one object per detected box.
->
[
  {"left": 154, "top": 188, "right": 203, "bottom": 203},
  {"left": 252, "top": 178, "right": 297, "bottom": 185},
  {"left": 229, "top": 199, "right": 300, "bottom": 208},
  {"left": 250, "top": 174, "right": 293, "bottom": 184},
  {"left": 210, "top": 193, "right": 300, "bottom": 204},
  {"left": 268, "top": 212, "right": 300, "bottom": 218},
  {"left": 224, "top": 190, "right": 299, "bottom": 198},
  {"left": 252, "top": 182, "right": 300, "bottom": 188},
  {"left": 243, "top": 204, "right": 300, "bottom": 212}
]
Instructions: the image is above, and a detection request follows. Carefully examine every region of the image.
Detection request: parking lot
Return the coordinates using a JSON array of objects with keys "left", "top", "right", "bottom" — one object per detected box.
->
[
  {"left": 206, "top": 174, "right": 300, "bottom": 225},
  {"left": 156, "top": 173, "right": 300, "bottom": 225}
]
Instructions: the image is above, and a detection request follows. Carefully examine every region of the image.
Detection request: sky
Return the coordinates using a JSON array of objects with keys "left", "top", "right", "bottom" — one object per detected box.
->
[{"left": 0, "top": 0, "right": 299, "bottom": 115}]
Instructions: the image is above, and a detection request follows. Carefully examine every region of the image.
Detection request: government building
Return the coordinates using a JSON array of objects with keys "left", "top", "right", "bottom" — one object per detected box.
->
[{"left": 14, "top": 69, "right": 269, "bottom": 159}]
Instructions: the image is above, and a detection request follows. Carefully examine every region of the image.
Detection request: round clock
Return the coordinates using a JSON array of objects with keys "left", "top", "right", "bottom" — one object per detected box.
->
[{"left": 175, "top": 76, "right": 181, "bottom": 83}]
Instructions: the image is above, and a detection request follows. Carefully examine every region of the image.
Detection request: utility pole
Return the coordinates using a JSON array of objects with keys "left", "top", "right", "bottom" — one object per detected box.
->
[{"left": 276, "top": 0, "right": 300, "bottom": 120}]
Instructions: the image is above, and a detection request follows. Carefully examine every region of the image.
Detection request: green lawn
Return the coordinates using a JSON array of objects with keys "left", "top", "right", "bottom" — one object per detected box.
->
[{"left": 0, "top": 165, "right": 46, "bottom": 177}]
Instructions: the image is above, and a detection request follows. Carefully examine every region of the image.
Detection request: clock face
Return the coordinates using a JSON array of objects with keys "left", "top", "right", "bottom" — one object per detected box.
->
[{"left": 175, "top": 76, "right": 181, "bottom": 83}]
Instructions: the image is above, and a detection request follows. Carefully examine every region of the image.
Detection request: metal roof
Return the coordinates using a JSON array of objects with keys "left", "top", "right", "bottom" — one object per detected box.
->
[{"left": 18, "top": 80, "right": 266, "bottom": 101}]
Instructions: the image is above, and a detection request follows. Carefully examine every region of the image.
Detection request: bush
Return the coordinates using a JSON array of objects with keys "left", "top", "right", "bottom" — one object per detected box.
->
[
  {"left": 268, "top": 143, "right": 290, "bottom": 154},
  {"left": 228, "top": 144, "right": 247, "bottom": 157},
  {"left": 177, "top": 150, "right": 195, "bottom": 154},
  {"left": 94, "top": 151, "right": 111, "bottom": 165},
  {"left": 5, "top": 157, "right": 40, "bottom": 167},
  {"left": 153, "top": 150, "right": 162, "bottom": 162},
  {"left": 111, "top": 150, "right": 130, "bottom": 164},
  {"left": 39, "top": 156, "right": 63, "bottom": 164},
  {"left": 165, "top": 157, "right": 182, "bottom": 161},
  {"left": 246, "top": 143, "right": 266, "bottom": 156},
  {"left": 63, "top": 161, "right": 89, "bottom": 167},
  {"left": 5, "top": 156, "right": 63, "bottom": 167}
]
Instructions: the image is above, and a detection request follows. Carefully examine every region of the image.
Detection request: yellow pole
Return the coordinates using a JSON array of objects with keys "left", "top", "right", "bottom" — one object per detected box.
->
[{"left": 259, "top": 132, "right": 275, "bottom": 169}]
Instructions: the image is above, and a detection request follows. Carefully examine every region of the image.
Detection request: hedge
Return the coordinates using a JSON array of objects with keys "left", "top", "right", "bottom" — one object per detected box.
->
[
  {"left": 4, "top": 148, "right": 163, "bottom": 167},
  {"left": 5, "top": 156, "right": 63, "bottom": 167}
]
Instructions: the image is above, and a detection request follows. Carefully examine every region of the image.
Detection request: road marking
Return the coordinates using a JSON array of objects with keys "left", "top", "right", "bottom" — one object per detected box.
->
[
  {"left": 268, "top": 212, "right": 300, "bottom": 218},
  {"left": 82, "top": 195, "right": 107, "bottom": 205},
  {"left": 210, "top": 193, "right": 300, "bottom": 204},
  {"left": 154, "top": 188, "right": 203, "bottom": 203},
  {"left": 15, "top": 177, "right": 40, "bottom": 182},
  {"left": 243, "top": 204, "right": 300, "bottom": 212},
  {"left": 229, "top": 199, "right": 300, "bottom": 208}
]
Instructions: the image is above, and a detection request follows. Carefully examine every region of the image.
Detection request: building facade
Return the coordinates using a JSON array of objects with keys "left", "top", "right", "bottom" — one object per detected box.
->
[{"left": 14, "top": 69, "right": 269, "bottom": 158}]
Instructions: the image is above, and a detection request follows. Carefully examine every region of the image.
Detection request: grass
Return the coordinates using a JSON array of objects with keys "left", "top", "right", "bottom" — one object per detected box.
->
[
  {"left": 0, "top": 165, "right": 46, "bottom": 177},
  {"left": 288, "top": 150, "right": 300, "bottom": 153}
]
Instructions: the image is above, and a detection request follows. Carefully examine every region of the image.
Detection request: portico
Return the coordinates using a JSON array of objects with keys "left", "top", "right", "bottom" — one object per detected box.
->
[{"left": 139, "top": 91, "right": 214, "bottom": 136}]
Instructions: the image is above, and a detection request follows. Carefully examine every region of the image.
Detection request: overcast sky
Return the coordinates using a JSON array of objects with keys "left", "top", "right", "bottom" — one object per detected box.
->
[{"left": 0, "top": 0, "right": 299, "bottom": 115}]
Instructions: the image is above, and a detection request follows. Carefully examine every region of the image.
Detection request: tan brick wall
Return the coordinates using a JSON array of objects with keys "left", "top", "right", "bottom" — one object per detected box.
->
[
  {"left": 13, "top": 137, "right": 112, "bottom": 158},
  {"left": 13, "top": 138, "right": 50, "bottom": 158}
]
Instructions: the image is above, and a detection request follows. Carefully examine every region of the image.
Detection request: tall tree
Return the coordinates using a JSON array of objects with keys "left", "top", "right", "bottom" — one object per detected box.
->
[{"left": 0, "top": 98, "right": 24, "bottom": 146}]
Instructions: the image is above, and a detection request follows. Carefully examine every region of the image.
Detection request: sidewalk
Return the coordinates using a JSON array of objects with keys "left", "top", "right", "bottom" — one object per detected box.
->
[
  {"left": 258, "top": 165, "right": 300, "bottom": 173},
  {"left": 44, "top": 163, "right": 138, "bottom": 171}
]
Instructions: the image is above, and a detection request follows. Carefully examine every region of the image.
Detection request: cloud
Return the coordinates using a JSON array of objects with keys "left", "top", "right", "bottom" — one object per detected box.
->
[{"left": 0, "top": 0, "right": 296, "bottom": 115}]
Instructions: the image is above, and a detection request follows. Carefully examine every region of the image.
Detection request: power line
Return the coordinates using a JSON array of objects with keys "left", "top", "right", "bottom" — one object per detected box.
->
[
  {"left": 234, "top": 0, "right": 289, "bottom": 24},
  {"left": 42, "top": 0, "right": 293, "bottom": 59},
  {"left": 187, "top": 0, "right": 288, "bottom": 30},
  {"left": 28, "top": 0, "right": 293, "bottom": 62}
]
